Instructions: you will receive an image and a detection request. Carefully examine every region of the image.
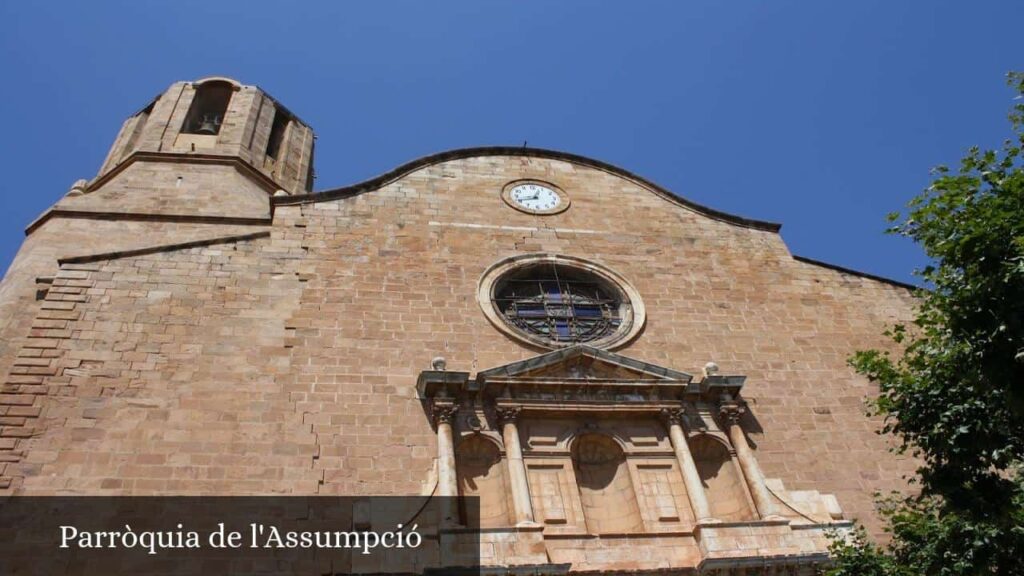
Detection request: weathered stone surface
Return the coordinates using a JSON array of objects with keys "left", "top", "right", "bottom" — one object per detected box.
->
[{"left": 0, "top": 77, "right": 919, "bottom": 573}]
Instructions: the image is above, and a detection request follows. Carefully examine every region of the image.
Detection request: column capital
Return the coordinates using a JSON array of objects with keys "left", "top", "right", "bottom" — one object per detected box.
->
[
  {"left": 660, "top": 406, "right": 687, "bottom": 428},
  {"left": 718, "top": 396, "right": 746, "bottom": 424},
  {"left": 495, "top": 405, "right": 522, "bottom": 425},
  {"left": 432, "top": 402, "right": 458, "bottom": 426}
]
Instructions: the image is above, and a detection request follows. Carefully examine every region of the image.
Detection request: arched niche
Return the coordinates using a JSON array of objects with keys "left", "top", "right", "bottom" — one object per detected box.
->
[
  {"left": 456, "top": 435, "right": 510, "bottom": 528},
  {"left": 690, "top": 435, "right": 754, "bottom": 522},
  {"left": 571, "top": 433, "right": 643, "bottom": 534},
  {"left": 181, "top": 80, "right": 234, "bottom": 136}
]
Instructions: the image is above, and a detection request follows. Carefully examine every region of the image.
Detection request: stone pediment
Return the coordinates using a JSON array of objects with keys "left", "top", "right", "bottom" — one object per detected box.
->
[
  {"left": 415, "top": 346, "right": 731, "bottom": 412},
  {"left": 476, "top": 345, "right": 693, "bottom": 384}
]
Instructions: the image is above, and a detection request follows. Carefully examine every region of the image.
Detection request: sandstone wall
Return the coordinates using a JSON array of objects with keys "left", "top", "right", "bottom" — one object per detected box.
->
[{"left": 0, "top": 154, "right": 919, "bottom": 540}]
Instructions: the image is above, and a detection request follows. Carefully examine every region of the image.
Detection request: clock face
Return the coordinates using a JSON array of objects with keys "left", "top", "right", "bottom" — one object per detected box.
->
[{"left": 509, "top": 183, "right": 562, "bottom": 212}]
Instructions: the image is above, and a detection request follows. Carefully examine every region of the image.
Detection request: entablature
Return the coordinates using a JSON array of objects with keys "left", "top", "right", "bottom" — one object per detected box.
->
[{"left": 416, "top": 345, "right": 746, "bottom": 417}]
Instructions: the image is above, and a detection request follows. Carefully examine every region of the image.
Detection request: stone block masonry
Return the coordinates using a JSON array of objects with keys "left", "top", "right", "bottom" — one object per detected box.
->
[{"left": 0, "top": 77, "right": 921, "bottom": 573}]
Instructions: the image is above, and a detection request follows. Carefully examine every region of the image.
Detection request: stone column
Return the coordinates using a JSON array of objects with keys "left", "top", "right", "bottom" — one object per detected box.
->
[
  {"left": 497, "top": 406, "right": 536, "bottom": 526},
  {"left": 433, "top": 402, "right": 460, "bottom": 526},
  {"left": 719, "top": 398, "right": 782, "bottom": 520},
  {"left": 661, "top": 407, "right": 715, "bottom": 524}
]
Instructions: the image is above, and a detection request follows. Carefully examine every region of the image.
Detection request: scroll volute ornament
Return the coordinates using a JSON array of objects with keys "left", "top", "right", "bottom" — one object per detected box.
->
[
  {"left": 718, "top": 394, "right": 746, "bottom": 425},
  {"left": 432, "top": 402, "right": 458, "bottom": 427},
  {"left": 660, "top": 407, "right": 687, "bottom": 428},
  {"left": 495, "top": 406, "right": 522, "bottom": 426}
]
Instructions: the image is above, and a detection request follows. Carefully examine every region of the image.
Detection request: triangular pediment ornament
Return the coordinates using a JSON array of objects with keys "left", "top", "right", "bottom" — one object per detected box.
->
[
  {"left": 477, "top": 345, "right": 693, "bottom": 383},
  {"left": 416, "top": 345, "right": 743, "bottom": 410}
]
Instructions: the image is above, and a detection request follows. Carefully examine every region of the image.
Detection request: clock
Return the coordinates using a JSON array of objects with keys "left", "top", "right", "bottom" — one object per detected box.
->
[{"left": 501, "top": 180, "right": 570, "bottom": 215}]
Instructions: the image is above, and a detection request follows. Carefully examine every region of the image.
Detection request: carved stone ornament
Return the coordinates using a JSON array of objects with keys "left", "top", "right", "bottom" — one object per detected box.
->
[
  {"left": 660, "top": 406, "right": 687, "bottom": 427},
  {"left": 718, "top": 396, "right": 746, "bottom": 424},
  {"left": 432, "top": 402, "right": 458, "bottom": 426},
  {"left": 495, "top": 406, "right": 522, "bottom": 425}
]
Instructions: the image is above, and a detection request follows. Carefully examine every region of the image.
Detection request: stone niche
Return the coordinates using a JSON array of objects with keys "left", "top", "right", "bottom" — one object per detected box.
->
[{"left": 417, "top": 345, "right": 851, "bottom": 574}]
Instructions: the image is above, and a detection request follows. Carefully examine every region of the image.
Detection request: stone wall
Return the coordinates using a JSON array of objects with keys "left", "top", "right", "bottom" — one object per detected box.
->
[
  {"left": 280, "top": 155, "right": 919, "bottom": 538},
  {"left": 0, "top": 152, "right": 920, "bottom": 563},
  {"left": 1, "top": 234, "right": 314, "bottom": 494}
]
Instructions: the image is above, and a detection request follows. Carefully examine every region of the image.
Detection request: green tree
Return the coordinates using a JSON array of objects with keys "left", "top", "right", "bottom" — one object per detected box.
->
[{"left": 826, "top": 72, "right": 1024, "bottom": 576}]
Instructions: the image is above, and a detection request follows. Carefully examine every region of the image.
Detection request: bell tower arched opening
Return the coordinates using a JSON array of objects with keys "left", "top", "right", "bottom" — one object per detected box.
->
[{"left": 181, "top": 80, "right": 233, "bottom": 135}]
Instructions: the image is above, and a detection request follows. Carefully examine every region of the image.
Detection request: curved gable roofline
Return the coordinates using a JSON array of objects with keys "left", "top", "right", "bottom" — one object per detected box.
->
[{"left": 272, "top": 146, "right": 783, "bottom": 232}]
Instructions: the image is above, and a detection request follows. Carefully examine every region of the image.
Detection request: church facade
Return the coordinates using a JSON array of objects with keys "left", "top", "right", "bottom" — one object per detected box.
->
[{"left": 0, "top": 77, "right": 919, "bottom": 573}]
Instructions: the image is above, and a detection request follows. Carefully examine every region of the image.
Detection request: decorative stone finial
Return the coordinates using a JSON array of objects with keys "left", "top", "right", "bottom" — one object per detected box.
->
[
  {"left": 431, "top": 356, "right": 447, "bottom": 371},
  {"left": 67, "top": 179, "right": 89, "bottom": 197},
  {"left": 703, "top": 361, "right": 720, "bottom": 378}
]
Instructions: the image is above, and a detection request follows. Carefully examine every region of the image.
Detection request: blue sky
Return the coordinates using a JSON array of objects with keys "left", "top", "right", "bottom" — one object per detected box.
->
[{"left": 1, "top": 1, "right": 1021, "bottom": 285}]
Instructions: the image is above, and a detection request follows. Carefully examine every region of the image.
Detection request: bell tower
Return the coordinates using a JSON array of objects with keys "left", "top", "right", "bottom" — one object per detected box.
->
[
  {"left": 0, "top": 77, "right": 315, "bottom": 392},
  {"left": 96, "top": 76, "right": 315, "bottom": 196}
]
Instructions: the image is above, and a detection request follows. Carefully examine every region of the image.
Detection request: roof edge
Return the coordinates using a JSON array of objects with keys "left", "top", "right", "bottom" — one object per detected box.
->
[
  {"left": 58, "top": 232, "right": 271, "bottom": 265},
  {"left": 273, "top": 146, "right": 783, "bottom": 233},
  {"left": 84, "top": 151, "right": 282, "bottom": 200},
  {"left": 26, "top": 207, "right": 271, "bottom": 236},
  {"left": 792, "top": 254, "right": 919, "bottom": 291}
]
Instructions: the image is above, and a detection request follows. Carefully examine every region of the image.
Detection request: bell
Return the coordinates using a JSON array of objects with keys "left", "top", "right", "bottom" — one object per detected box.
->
[{"left": 196, "top": 113, "right": 221, "bottom": 135}]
